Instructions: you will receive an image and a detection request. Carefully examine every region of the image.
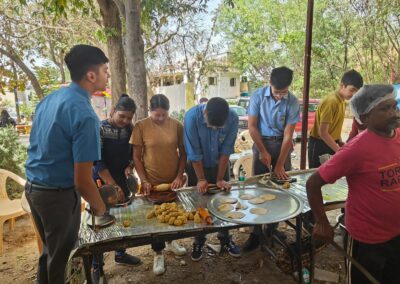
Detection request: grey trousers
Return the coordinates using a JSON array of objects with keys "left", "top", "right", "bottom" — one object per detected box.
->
[
  {"left": 186, "top": 162, "right": 232, "bottom": 246},
  {"left": 25, "top": 184, "right": 81, "bottom": 284}
]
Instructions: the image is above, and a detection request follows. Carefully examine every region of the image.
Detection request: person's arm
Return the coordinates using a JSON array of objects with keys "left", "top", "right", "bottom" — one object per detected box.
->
[
  {"left": 133, "top": 145, "right": 152, "bottom": 195},
  {"left": 191, "top": 160, "right": 208, "bottom": 193},
  {"left": 216, "top": 155, "right": 231, "bottom": 191},
  {"left": 248, "top": 115, "right": 271, "bottom": 167},
  {"left": 74, "top": 162, "right": 106, "bottom": 216},
  {"left": 319, "top": 122, "right": 340, "bottom": 152},
  {"left": 306, "top": 171, "right": 334, "bottom": 242},
  {"left": 171, "top": 145, "right": 187, "bottom": 189},
  {"left": 274, "top": 124, "right": 295, "bottom": 179}
]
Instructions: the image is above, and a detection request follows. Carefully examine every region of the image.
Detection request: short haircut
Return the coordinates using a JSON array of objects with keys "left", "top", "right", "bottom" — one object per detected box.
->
[
  {"left": 64, "top": 44, "right": 109, "bottom": 82},
  {"left": 270, "top": 66, "right": 293, "bottom": 89},
  {"left": 206, "top": 97, "right": 229, "bottom": 127},
  {"left": 115, "top": 94, "right": 136, "bottom": 113},
  {"left": 341, "top": 70, "right": 363, "bottom": 89},
  {"left": 150, "top": 94, "right": 170, "bottom": 111}
]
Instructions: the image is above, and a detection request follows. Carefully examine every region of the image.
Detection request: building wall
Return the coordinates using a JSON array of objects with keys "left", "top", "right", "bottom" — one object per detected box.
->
[
  {"left": 155, "top": 84, "right": 187, "bottom": 112},
  {"left": 204, "top": 73, "right": 240, "bottom": 99}
]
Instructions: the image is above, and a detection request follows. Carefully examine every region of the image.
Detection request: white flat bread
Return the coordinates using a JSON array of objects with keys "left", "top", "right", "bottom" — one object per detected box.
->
[
  {"left": 250, "top": 208, "right": 268, "bottom": 215},
  {"left": 219, "top": 197, "right": 237, "bottom": 204},
  {"left": 260, "top": 194, "right": 276, "bottom": 201},
  {"left": 249, "top": 197, "right": 265, "bottom": 205},
  {"left": 239, "top": 194, "right": 255, "bottom": 200},
  {"left": 218, "top": 204, "right": 234, "bottom": 212},
  {"left": 235, "top": 202, "right": 248, "bottom": 210},
  {"left": 226, "top": 212, "right": 245, "bottom": 219}
]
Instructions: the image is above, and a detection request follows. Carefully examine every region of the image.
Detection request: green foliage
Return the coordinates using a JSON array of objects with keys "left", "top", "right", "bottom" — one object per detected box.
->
[
  {"left": 170, "top": 109, "right": 186, "bottom": 123},
  {"left": 35, "top": 63, "right": 60, "bottom": 95},
  {"left": 217, "top": 0, "right": 400, "bottom": 98},
  {"left": 0, "top": 127, "right": 27, "bottom": 199}
]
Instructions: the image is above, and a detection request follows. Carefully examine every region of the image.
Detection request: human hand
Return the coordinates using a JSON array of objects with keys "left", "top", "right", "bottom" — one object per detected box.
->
[
  {"left": 171, "top": 174, "right": 185, "bottom": 190},
  {"left": 216, "top": 180, "right": 231, "bottom": 192},
  {"left": 124, "top": 166, "right": 133, "bottom": 178},
  {"left": 259, "top": 151, "right": 272, "bottom": 167},
  {"left": 312, "top": 220, "right": 334, "bottom": 243},
  {"left": 142, "top": 182, "right": 152, "bottom": 196},
  {"left": 91, "top": 200, "right": 106, "bottom": 216},
  {"left": 197, "top": 179, "right": 208, "bottom": 194},
  {"left": 273, "top": 164, "right": 289, "bottom": 180}
]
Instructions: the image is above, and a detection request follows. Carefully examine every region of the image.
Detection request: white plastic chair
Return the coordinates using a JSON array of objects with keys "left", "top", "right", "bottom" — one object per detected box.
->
[
  {"left": 232, "top": 154, "right": 253, "bottom": 180},
  {"left": 0, "top": 169, "right": 28, "bottom": 254}
]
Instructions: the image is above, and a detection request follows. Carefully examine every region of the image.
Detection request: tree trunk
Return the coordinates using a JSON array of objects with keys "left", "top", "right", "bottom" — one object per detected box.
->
[
  {"left": 48, "top": 40, "right": 66, "bottom": 83},
  {"left": 98, "top": 0, "right": 127, "bottom": 106},
  {"left": 11, "top": 63, "right": 21, "bottom": 123},
  {"left": 0, "top": 46, "right": 44, "bottom": 99},
  {"left": 123, "top": 0, "right": 148, "bottom": 119}
]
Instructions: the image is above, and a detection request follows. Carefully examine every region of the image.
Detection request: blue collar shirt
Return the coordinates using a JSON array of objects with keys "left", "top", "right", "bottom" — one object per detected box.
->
[
  {"left": 25, "top": 82, "right": 101, "bottom": 187},
  {"left": 184, "top": 104, "right": 238, "bottom": 168},
  {"left": 248, "top": 86, "right": 300, "bottom": 136}
]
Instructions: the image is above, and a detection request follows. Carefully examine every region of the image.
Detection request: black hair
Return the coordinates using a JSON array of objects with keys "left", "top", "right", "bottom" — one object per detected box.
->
[
  {"left": 64, "top": 44, "right": 109, "bottom": 82},
  {"left": 270, "top": 66, "right": 293, "bottom": 89},
  {"left": 115, "top": 94, "right": 136, "bottom": 113},
  {"left": 149, "top": 94, "right": 170, "bottom": 111},
  {"left": 341, "top": 69, "right": 363, "bottom": 89},
  {"left": 206, "top": 97, "right": 229, "bottom": 127}
]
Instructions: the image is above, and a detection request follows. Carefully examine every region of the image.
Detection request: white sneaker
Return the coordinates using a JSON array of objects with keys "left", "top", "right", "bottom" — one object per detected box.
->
[
  {"left": 165, "top": 241, "right": 187, "bottom": 256},
  {"left": 153, "top": 253, "right": 165, "bottom": 275}
]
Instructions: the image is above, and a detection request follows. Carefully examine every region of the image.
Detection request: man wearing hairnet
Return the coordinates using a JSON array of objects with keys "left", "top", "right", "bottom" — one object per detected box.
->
[{"left": 306, "top": 85, "right": 400, "bottom": 284}]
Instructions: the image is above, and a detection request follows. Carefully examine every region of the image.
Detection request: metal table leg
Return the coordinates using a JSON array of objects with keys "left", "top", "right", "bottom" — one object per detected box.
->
[
  {"left": 296, "top": 215, "right": 304, "bottom": 284},
  {"left": 82, "top": 254, "right": 93, "bottom": 284}
]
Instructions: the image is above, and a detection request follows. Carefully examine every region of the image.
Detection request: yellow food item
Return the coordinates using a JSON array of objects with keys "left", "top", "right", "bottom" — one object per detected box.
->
[
  {"left": 146, "top": 210, "right": 155, "bottom": 219},
  {"left": 153, "top": 183, "right": 171, "bottom": 192},
  {"left": 122, "top": 220, "right": 131, "bottom": 227},
  {"left": 174, "top": 219, "right": 183, "bottom": 226},
  {"left": 282, "top": 182, "right": 291, "bottom": 189},
  {"left": 168, "top": 217, "right": 176, "bottom": 225},
  {"left": 188, "top": 213, "right": 194, "bottom": 220},
  {"left": 194, "top": 213, "right": 202, "bottom": 224}
]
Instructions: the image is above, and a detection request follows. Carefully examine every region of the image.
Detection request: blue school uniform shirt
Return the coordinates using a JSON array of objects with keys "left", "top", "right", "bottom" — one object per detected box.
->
[
  {"left": 25, "top": 82, "right": 101, "bottom": 188},
  {"left": 248, "top": 86, "right": 300, "bottom": 137},
  {"left": 184, "top": 104, "right": 238, "bottom": 168}
]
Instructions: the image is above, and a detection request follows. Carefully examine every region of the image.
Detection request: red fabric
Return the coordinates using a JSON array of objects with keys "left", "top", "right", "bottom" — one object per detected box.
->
[
  {"left": 346, "top": 118, "right": 367, "bottom": 142},
  {"left": 319, "top": 129, "right": 400, "bottom": 244}
]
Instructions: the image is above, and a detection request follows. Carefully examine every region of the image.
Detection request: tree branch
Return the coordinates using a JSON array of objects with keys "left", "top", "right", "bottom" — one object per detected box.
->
[{"left": 112, "top": 0, "right": 126, "bottom": 19}]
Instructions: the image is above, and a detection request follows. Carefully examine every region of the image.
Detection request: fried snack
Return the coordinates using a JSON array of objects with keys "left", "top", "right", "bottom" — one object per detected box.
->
[
  {"left": 239, "top": 194, "right": 255, "bottom": 200},
  {"left": 194, "top": 213, "right": 202, "bottom": 223},
  {"left": 249, "top": 197, "right": 265, "bottom": 205},
  {"left": 260, "top": 194, "right": 276, "bottom": 201},
  {"left": 146, "top": 210, "right": 155, "bottom": 219},
  {"left": 218, "top": 197, "right": 238, "bottom": 204},
  {"left": 250, "top": 208, "right": 268, "bottom": 215},
  {"left": 153, "top": 183, "right": 171, "bottom": 192},
  {"left": 282, "top": 182, "right": 291, "bottom": 189},
  {"left": 174, "top": 219, "right": 183, "bottom": 226},
  {"left": 122, "top": 220, "right": 131, "bottom": 227},
  {"left": 168, "top": 216, "right": 176, "bottom": 225},
  {"left": 226, "top": 211, "right": 245, "bottom": 219},
  {"left": 217, "top": 204, "right": 234, "bottom": 212}
]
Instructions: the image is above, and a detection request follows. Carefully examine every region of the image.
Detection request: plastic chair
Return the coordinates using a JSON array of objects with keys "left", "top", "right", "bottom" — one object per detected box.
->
[
  {"left": 21, "top": 192, "right": 43, "bottom": 254},
  {"left": 0, "top": 169, "right": 28, "bottom": 254},
  {"left": 232, "top": 154, "right": 253, "bottom": 180}
]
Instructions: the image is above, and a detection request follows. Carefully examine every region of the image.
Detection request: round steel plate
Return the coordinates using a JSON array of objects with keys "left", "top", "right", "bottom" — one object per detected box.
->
[{"left": 207, "top": 187, "right": 304, "bottom": 225}]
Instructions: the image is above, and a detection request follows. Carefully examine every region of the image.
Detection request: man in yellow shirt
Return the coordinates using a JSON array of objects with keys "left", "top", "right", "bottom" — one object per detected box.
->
[{"left": 308, "top": 70, "right": 363, "bottom": 168}]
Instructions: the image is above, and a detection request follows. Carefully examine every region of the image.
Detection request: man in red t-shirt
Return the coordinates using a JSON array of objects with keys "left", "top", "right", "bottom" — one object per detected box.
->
[{"left": 306, "top": 84, "right": 400, "bottom": 284}]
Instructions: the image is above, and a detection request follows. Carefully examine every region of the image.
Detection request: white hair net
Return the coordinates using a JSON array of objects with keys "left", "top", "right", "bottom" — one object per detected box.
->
[{"left": 350, "top": 84, "right": 395, "bottom": 124}]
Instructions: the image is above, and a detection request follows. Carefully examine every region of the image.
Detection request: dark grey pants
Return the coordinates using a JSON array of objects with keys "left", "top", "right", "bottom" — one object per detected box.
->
[
  {"left": 252, "top": 139, "right": 292, "bottom": 175},
  {"left": 25, "top": 184, "right": 81, "bottom": 284},
  {"left": 252, "top": 139, "right": 292, "bottom": 235},
  {"left": 186, "top": 162, "right": 231, "bottom": 246}
]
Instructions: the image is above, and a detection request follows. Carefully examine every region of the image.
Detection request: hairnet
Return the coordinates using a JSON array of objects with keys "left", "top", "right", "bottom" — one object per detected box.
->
[{"left": 350, "top": 84, "right": 394, "bottom": 124}]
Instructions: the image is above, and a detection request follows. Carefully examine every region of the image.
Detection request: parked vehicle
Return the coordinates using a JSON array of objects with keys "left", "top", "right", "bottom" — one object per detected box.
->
[
  {"left": 294, "top": 99, "right": 319, "bottom": 139},
  {"left": 230, "top": 105, "right": 248, "bottom": 132},
  {"left": 237, "top": 97, "right": 250, "bottom": 113}
]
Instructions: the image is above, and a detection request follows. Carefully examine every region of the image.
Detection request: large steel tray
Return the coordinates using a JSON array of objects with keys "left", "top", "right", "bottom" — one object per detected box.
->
[{"left": 207, "top": 187, "right": 304, "bottom": 225}]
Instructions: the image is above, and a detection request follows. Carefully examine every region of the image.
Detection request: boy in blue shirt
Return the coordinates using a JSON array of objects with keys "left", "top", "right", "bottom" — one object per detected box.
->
[
  {"left": 184, "top": 97, "right": 241, "bottom": 261},
  {"left": 25, "top": 45, "right": 107, "bottom": 284}
]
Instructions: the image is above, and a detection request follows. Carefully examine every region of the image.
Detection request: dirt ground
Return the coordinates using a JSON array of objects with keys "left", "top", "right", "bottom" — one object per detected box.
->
[{"left": 0, "top": 119, "right": 353, "bottom": 284}]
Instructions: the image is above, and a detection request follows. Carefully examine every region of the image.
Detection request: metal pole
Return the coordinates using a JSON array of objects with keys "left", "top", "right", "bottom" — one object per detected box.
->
[{"left": 300, "top": 0, "right": 314, "bottom": 169}]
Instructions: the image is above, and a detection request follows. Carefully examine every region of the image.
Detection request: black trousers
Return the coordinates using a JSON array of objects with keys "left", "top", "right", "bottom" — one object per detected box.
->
[
  {"left": 251, "top": 139, "right": 292, "bottom": 235},
  {"left": 25, "top": 184, "right": 81, "bottom": 284},
  {"left": 252, "top": 138, "right": 292, "bottom": 175},
  {"left": 308, "top": 136, "right": 336, "bottom": 168},
  {"left": 346, "top": 234, "right": 400, "bottom": 284},
  {"left": 186, "top": 162, "right": 231, "bottom": 246}
]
